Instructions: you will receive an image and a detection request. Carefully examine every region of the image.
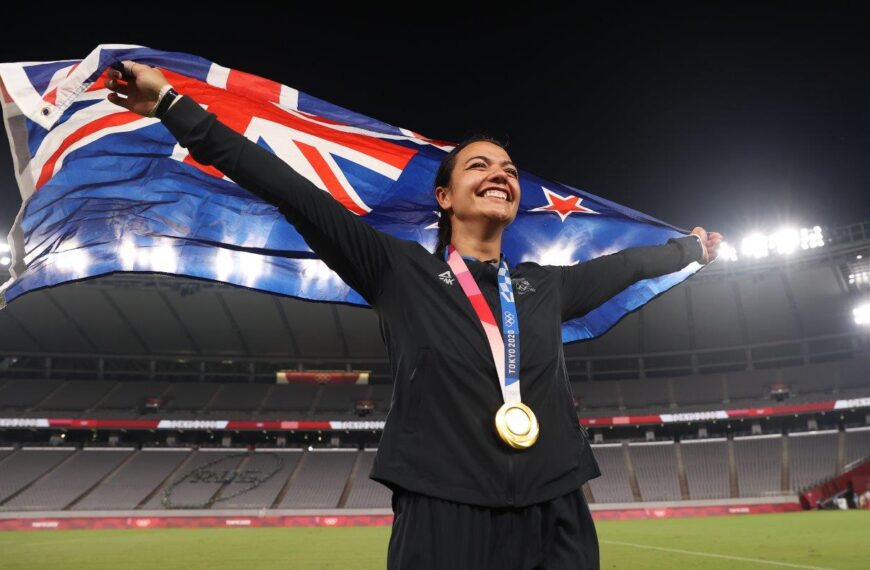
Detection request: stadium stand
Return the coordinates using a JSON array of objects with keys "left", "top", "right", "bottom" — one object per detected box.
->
[
  {"left": 672, "top": 373, "right": 725, "bottom": 406},
  {"left": 161, "top": 383, "right": 221, "bottom": 417},
  {"left": 256, "top": 384, "right": 320, "bottom": 419},
  {"left": 140, "top": 450, "right": 248, "bottom": 509},
  {"left": 0, "top": 448, "right": 76, "bottom": 505},
  {"left": 726, "top": 370, "right": 774, "bottom": 403},
  {"left": 620, "top": 378, "right": 670, "bottom": 410},
  {"left": 0, "top": 427, "right": 865, "bottom": 514},
  {"left": 571, "top": 381, "right": 620, "bottom": 413},
  {"left": 0, "top": 350, "right": 866, "bottom": 423},
  {"left": 71, "top": 448, "right": 192, "bottom": 510},
  {"left": 734, "top": 435, "right": 784, "bottom": 497},
  {"left": 343, "top": 450, "right": 392, "bottom": 508},
  {"left": 0, "top": 380, "right": 63, "bottom": 415},
  {"left": 35, "top": 380, "right": 115, "bottom": 413},
  {"left": 844, "top": 427, "right": 870, "bottom": 468},
  {"left": 216, "top": 449, "right": 302, "bottom": 509},
  {"left": 681, "top": 438, "right": 731, "bottom": 499},
  {"left": 1, "top": 448, "right": 132, "bottom": 511},
  {"left": 92, "top": 380, "right": 170, "bottom": 417},
  {"left": 277, "top": 450, "right": 357, "bottom": 509},
  {"left": 312, "top": 384, "right": 371, "bottom": 419},
  {"left": 0, "top": 447, "right": 14, "bottom": 463},
  {"left": 628, "top": 442, "right": 683, "bottom": 501},
  {"left": 202, "top": 383, "right": 271, "bottom": 419},
  {"left": 586, "top": 444, "right": 634, "bottom": 503},
  {"left": 369, "top": 384, "right": 394, "bottom": 415},
  {"left": 780, "top": 362, "right": 836, "bottom": 400},
  {"left": 788, "top": 430, "right": 840, "bottom": 491}
]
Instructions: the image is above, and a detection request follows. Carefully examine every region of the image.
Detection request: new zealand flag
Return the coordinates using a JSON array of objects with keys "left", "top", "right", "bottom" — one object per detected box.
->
[{"left": 0, "top": 44, "right": 701, "bottom": 343}]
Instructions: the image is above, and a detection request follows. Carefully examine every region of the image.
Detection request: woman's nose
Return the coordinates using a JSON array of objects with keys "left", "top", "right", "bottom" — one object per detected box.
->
[{"left": 487, "top": 169, "right": 508, "bottom": 183}]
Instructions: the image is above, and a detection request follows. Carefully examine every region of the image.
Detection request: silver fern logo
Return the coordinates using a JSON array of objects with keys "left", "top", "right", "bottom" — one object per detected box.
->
[{"left": 515, "top": 278, "right": 536, "bottom": 295}]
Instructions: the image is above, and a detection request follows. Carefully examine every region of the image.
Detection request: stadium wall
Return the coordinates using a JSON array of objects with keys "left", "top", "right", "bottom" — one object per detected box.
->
[{"left": 0, "top": 496, "right": 803, "bottom": 531}]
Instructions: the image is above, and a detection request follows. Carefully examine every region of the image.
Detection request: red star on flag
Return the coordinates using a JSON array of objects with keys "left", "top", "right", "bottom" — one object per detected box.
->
[{"left": 529, "top": 187, "right": 599, "bottom": 222}]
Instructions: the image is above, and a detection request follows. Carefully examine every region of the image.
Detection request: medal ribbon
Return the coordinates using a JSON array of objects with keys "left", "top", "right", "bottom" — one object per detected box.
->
[{"left": 445, "top": 245, "right": 521, "bottom": 404}]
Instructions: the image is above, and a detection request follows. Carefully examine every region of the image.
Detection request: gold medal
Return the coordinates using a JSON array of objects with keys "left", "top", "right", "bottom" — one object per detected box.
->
[{"left": 494, "top": 401, "right": 539, "bottom": 450}]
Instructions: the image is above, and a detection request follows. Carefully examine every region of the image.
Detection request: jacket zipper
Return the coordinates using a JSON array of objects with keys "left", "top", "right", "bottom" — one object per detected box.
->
[{"left": 507, "top": 453, "right": 516, "bottom": 506}]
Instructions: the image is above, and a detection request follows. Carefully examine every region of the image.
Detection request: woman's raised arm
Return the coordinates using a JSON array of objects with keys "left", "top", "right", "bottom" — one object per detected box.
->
[
  {"left": 105, "top": 62, "right": 398, "bottom": 305},
  {"left": 559, "top": 228, "right": 722, "bottom": 322}
]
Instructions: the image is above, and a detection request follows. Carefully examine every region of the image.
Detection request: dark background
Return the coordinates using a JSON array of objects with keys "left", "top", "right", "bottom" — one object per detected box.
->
[{"left": 2, "top": 3, "right": 868, "bottom": 244}]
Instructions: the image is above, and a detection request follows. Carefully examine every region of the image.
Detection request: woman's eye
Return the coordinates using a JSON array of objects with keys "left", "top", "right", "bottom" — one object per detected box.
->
[{"left": 469, "top": 162, "right": 517, "bottom": 177}]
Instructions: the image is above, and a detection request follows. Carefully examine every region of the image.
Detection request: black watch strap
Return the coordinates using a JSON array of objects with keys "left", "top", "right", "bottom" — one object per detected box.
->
[{"left": 154, "top": 88, "right": 179, "bottom": 119}]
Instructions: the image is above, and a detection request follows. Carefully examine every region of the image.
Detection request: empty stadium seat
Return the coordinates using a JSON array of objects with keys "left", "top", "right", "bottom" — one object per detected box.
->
[
  {"left": 628, "top": 442, "right": 682, "bottom": 501},
  {"left": 681, "top": 438, "right": 731, "bottom": 499},
  {"left": 734, "top": 435, "right": 784, "bottom": 497},
  {"left": 586, "top": 444, "right": 633, "bottom": 503}
]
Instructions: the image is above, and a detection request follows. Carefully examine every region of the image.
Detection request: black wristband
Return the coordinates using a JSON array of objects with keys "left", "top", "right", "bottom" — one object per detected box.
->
[{"left": 154, "top": 88, "right": 179, "bottom": 120}]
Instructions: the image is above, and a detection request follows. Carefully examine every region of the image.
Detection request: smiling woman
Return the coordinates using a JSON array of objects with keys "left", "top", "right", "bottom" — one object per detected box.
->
[
  {"left": 432, "top": 136, "right": 520, "bottom": 259},
  {"left": 105, "top": 60, "right": 722, "bottom": 570}
]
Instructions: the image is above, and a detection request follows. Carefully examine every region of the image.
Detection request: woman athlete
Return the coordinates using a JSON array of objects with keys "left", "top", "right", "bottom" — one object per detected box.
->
[{"left": 105, "top": 62, "right": 722, "bottom": 569}]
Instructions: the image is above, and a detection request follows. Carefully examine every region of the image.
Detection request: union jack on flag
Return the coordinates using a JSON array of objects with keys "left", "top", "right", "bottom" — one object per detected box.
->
[{"left": 0, "top": 45, "right": 700, "bottom": 343}]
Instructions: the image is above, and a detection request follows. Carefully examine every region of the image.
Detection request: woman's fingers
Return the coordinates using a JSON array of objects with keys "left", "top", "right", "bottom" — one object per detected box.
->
[
  {"left": 105, "top": 62, "right": 161, "bottom": 116},
  {"left": 106, "top": 92, "right": 130, "bottom": 110},
  {"left": 121, "top": 60, "right": 137, "bottom": 80},
  {"left": 104, "top": 77, "right": 130, "bottom": 96}
]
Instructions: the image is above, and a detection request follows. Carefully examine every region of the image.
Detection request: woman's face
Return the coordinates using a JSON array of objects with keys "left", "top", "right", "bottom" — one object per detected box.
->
[{"left": 435, "top": 141, "right": 521, "bottom": 230}]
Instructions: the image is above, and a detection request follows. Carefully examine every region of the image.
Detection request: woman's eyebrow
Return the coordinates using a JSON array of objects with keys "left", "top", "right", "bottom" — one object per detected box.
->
[{"left": 464, "top": 155, "right": 516, "bottom": 167}]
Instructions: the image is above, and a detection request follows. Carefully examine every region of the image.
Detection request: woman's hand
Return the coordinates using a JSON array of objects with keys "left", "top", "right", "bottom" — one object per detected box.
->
[
  {"left": 691, "top": 227, "right": 723, "bottom": 264},
  {"left": 104, "top": 61, "right": 170, "bottom": 117}
]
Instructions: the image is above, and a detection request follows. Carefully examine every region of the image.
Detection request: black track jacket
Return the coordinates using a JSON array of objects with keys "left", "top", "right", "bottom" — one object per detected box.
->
[{"left": 163, "top": 96, "right": 704, "bottom": 507}]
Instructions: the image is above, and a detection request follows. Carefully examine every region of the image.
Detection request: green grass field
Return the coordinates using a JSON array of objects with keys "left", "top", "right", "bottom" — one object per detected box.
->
[{"left": 1, "top": 511, "right": 867, "bottom": 569}]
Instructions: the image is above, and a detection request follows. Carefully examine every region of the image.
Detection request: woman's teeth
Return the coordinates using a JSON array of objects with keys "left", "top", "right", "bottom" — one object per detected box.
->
[{"left": 483, "top": 190, "right": 508, "bottom": 200}]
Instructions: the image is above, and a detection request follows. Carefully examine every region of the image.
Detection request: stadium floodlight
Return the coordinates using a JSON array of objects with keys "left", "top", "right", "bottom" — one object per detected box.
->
[
  {"left": 850, "top": 272, "right": 870, "bottom": 286},
  {"left": 770, "top": 227, "right": 800, "bottom": 255},
  {"left": 741, "top": 233, "right": 769, "bottom": 259},
  {"left": 800, "top": 226, "right": 825, "bottom": 250},
  {"left": 718, "top": 241, "right": 738, "bottom": 262},
  {"left": 739, "top": 225, "right": 824, "bottom": 260},
  {"left": 0, "top": 241, "right": 9, "bottom": 253},
  {"left": 854, "top": 303, "right": 870, "bottom": 326},
  {"left": 0, "top": 256, "right": 9, "bottom": 266}
]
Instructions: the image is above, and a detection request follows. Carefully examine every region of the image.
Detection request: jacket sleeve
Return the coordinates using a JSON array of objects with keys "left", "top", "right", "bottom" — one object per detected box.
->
[
  {"left": 559, "top": 235, "right": 703, "bottom": 322},
  {"left": 161, "top": 96, "right": 398, "bottom": 305}
]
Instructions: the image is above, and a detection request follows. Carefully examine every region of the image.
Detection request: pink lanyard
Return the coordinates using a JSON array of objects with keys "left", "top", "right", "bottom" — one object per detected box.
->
[{"left": 445, "top": 245, "right": 521, "bottom": 404}]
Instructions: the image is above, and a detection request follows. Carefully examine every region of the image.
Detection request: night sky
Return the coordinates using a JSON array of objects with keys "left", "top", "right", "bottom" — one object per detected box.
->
[{"left": 2, "top": 4, "right": 869, "bottom": 246}]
